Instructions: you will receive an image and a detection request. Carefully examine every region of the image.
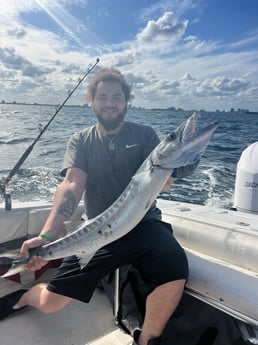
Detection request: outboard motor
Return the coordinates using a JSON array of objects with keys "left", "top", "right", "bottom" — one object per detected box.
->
[
  {"left": 233, "top": 142, "right": 258, "bottom": 343},
  {"left": 234, "top": 141, "right": 258, "bottom": 214}
]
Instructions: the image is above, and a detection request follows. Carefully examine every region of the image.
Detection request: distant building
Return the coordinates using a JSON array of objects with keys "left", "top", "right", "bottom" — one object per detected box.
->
[{"left": 167, "top": 106, "right": 176, "bottom": 111}]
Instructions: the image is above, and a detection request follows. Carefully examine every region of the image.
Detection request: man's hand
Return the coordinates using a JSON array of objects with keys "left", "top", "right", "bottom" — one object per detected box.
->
[
  {"left": 172, "top": 160, "right": 200, "bottom": 179},
  {"left": 20, "top": 237, "right": 49, "bottom": 272}
]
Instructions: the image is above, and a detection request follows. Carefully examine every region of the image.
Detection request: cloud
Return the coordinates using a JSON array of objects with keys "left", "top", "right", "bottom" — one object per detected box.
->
[
  {"left": 195, "top": 76, "right": 250, "bottom": 97},
  {"left": 229, "top": 30, "right": 258, "bottom": 50},
  {"left": 22, "top": 64, "right": 53, "bottom": 78},
  {"left": 181, "top": 72, "right": 195, "bottom": 81},
  {"left": 0, "top": 68, "right": 17, "bottom": 79},
  {"left": 1, "top": 79, "right": 40, "bottom": 97},
  {"left": 111, "top": 51, "right": 142, "bottom": 67},
  {"left": 121, "top": 60, "right": 255, "bottom": 110},
  {"left": 0, "top": 47, "right": 25, "bottom": 70},
  {"left": 137, "top": 12, "right": 188, "bottom": 43},
  {"left": 0, "top": 47, "right": 53, "bottom": 77},
  {"left": 123, "top": 72, "right": 145, "bottom": 84},
  {"left": 182, "top": 35, "right": 221, "bottom": 56},
  {"left": 7, "top": 26, "right": 27, "bottom": 39},
  {"left": 139, "top": 0, "right": 202, "bottom": 22},
  {"left": 0, "top": 2, "right": 257, "bottom": 111},
  {"left": 62, "top": 63, "right": 85, "bottom": 74},
  {"left": 158, "top": 79, "right": 180, "bottom": 90}
]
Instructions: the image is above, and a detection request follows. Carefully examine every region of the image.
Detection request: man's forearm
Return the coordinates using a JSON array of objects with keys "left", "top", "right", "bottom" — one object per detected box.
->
[
  {"left": 40, "top": 184, "right": 81, "bottom": 239},
  {"left": 54, "top": 189, "right": 77, "bottom": 219}
]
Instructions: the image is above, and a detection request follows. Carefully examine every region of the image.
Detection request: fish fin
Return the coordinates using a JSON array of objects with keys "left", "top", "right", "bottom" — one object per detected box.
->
[
  {"left": 0, "top": 250, "right": 30, "bottom": 278},
  {"left": 76, "top": 252, "right": 95, "bottom": 270}
]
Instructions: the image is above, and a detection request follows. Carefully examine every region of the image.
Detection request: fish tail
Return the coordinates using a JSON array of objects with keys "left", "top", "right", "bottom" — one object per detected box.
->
[{"left": 0, "top": 251, "right": 29, "bottom": 278}]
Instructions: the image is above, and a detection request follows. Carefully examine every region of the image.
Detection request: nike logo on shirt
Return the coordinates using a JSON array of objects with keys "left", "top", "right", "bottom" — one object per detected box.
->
[{"left": 126, "top": 144, "right": 138, "bottom": 149}]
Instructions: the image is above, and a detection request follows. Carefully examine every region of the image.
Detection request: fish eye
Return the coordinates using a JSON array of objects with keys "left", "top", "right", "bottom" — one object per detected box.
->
[{"left": 167, "top": 132, "right": 176, "bottom": 141}]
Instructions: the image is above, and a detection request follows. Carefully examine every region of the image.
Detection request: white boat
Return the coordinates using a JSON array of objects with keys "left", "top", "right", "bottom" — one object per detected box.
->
[
  {"left": 0, "top": 143, "right": 258, "bottom": 344},
  {"left": 0, "top": 197, "right": 258, "bottom": 344}
]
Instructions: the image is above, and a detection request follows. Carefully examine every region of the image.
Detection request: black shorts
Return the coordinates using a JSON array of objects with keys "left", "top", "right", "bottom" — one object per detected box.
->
[{"left": 47, "top": 220, "right": 189, "bottom": 303}]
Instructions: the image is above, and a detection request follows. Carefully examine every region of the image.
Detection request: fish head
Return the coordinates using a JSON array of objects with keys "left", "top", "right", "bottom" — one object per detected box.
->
[{"left": 151, "top": 112, "right": 219, "bottom": 169}]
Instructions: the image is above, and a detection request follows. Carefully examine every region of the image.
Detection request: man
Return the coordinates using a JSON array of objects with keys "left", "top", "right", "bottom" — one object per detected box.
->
[{"left": 1, "top": 68, "right": 196, "bottom": 345}]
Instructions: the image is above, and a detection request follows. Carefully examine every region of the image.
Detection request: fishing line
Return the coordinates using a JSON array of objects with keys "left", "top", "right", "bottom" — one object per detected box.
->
[{"left": 0, "top": 58, "right": 100, "bottom": 210}]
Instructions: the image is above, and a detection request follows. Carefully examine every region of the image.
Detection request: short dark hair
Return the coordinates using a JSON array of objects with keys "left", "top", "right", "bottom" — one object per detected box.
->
[{"left": 86, "top": 67, "right": 132, "bottom": 103}]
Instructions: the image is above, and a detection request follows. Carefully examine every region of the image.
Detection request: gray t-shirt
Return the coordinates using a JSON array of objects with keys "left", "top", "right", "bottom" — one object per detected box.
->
[{"left": 62, "top": 121, "right": 161, "bottom": 221}]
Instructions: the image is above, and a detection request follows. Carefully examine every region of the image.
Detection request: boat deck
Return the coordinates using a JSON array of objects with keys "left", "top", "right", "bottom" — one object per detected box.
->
[{"left": 0, "top": 288, "right": 132, "bottom": 345}]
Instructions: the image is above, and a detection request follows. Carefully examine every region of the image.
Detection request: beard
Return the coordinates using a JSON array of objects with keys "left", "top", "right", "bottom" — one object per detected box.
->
[{"left": 94, "top": 106, "right": 127, "bottom": 131}]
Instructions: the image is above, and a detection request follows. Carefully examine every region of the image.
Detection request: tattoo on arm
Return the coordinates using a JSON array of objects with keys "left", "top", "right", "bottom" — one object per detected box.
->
[{"left": 56, "top": 190, "right": 77, "bottom": 218}]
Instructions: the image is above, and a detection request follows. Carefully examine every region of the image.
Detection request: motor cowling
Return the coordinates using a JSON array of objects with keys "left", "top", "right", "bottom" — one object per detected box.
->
[{"left": 234, "top": 141, "right": 258, "bottom": 214}]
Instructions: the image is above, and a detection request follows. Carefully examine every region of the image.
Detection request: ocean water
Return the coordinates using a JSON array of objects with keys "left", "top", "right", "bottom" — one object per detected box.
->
[{"left": 1, "top": 104, "right": 258, "bottom": 209}]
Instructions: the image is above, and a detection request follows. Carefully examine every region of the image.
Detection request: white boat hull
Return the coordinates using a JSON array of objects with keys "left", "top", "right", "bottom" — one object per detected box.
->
[{"left": 157, "top": 199, "right": 258, "bottom": 327}]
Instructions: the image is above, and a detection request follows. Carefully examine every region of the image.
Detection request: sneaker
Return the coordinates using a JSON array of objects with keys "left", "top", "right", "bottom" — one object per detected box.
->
[
  {"left": 132, "top": 329, "right": 141, "bottom": 345},
  {"left": 0, "top": 289, "right": 28, "bottom": 320},
  {"left": 132, "top": 329, "right": 162, "bottom": 345}
]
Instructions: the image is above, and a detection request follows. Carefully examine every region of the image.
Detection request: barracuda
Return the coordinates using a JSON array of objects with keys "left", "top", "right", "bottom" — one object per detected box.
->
[{"left": 0, "top": 112, "right": 218, "bottom": 278}]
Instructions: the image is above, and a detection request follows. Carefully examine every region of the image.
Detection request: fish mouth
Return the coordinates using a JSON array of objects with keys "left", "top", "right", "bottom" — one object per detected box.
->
[
  {"left": 177, "top": 111, "right": 199, "bottom": 144},
  {"left": 175, "top": 111, "right": 218, "bottom": 147},
  {"left": 157, "top": 111, "right": 219, "bottom": 168},
  {"left": 165, "top": 112, "right": 199, "bottom": 145}
]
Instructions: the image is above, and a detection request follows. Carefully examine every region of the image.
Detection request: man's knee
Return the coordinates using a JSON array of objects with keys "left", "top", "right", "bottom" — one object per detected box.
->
[
  {"left": 38, "top": 289, "right": 71, "bottom": 313},
  {"left": 153, "top": 279, "right": 186, "bottom": 294}
]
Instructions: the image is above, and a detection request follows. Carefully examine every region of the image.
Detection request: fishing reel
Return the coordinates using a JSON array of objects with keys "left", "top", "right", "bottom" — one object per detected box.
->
[{"left": 0, "top": 183, "right": 12, "bottom": 211}]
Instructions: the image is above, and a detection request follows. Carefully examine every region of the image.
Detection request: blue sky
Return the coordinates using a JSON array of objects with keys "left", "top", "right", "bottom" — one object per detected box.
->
[{"left": 1, "top": 0, "right": 258, "bottom": 111}]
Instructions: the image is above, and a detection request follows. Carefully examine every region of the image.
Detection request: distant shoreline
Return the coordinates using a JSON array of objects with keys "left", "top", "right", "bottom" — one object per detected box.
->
[
  {"left": 245, "top": 111, "right": 258, "bottom": 115},
  {"left": 1, "top": 102, "right": 258, "bottom": 114},
  {"left": 1, "top": 102, "right": 89, "bottom": 108}
]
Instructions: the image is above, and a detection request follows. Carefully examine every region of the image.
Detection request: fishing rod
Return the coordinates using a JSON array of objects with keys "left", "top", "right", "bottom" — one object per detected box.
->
[{"left": 0, "top": 58, "right": 100, "bottom": 210}]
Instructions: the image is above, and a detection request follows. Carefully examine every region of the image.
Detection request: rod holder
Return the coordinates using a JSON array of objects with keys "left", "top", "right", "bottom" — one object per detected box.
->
[{"left": 0, "top": 184, "right": 12, "bottom": 211}]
